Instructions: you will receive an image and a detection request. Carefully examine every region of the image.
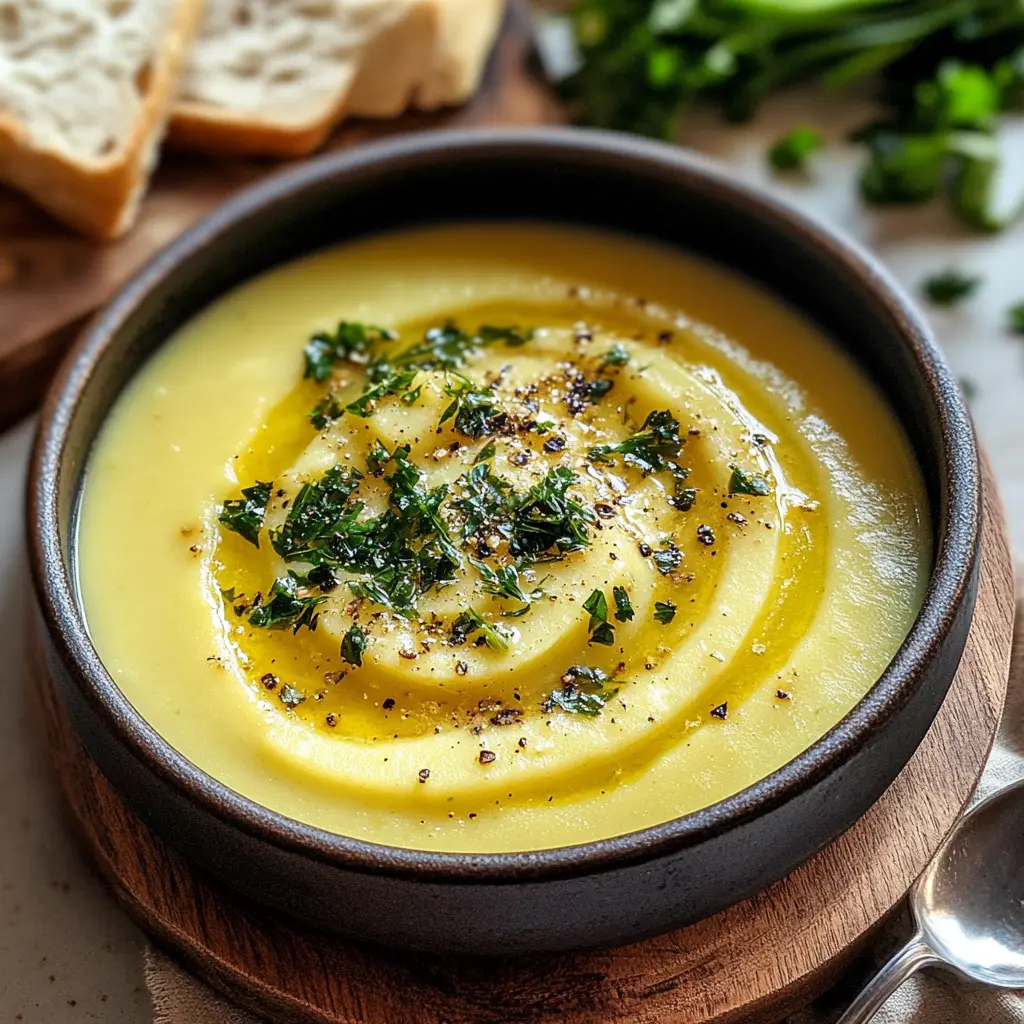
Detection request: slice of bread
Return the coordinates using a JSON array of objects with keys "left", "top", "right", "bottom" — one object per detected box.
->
[
  {"left": 0, "top": 0, "right": 204, "bottom": 239},
  {"left": 169, "top": 0, "right": 439, "bottom": 158},
  {"left": 169, "top": 0, "right": 506, "bottom": 159},
  {"left": 408, "top": 0, "right": 505, "bottom": 113}
]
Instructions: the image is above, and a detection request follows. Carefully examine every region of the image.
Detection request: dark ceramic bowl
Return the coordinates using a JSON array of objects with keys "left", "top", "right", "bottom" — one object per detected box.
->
[{"left": 28, "top": 128, "right": 979, "bottom": 955}]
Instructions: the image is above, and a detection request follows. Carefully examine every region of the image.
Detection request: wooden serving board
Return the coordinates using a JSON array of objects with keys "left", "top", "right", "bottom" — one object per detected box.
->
[
  {"left": 33, "top": 461, "right": 1015, "bottom": 1024},
  {"left": 0, "top": 0, "right": 563, "bottom": 431}
]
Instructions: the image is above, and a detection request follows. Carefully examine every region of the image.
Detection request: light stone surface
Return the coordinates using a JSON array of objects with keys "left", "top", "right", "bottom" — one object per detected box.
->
[{"left": 0, "top": 88, "right": 1021, "bottom": 1022}]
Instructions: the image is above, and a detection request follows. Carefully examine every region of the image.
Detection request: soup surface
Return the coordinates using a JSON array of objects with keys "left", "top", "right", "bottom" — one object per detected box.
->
[{"left": 78, "top": 223, "right": 930, "bottom": 853}]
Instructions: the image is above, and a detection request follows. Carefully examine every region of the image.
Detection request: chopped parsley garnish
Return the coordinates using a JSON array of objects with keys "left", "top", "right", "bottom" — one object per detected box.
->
[
  {"left": 304, "top": 322, "right": 395, "bottom": 382},
  {"left": 219, "top": 481, "right": 273, "bottom": 548},
  {"left": 769, "top": 126, "right": 823, "bottom": 171},
  {"left": 583, "top": 588, "right": 608, "bottom": 629},
  {"left": 369, "top": 321, "right": 534, "bottom": 379},
  {"left": 545, "top": 665, "right": 618, "bottom": 717},
  {"left": 923, "top": 269, "right": 982, "bottom": 305},
  {"left": 270, "top": 466, "right": 363, "bottom": 562},
  {"left": 451, "top": 608, "right": 512, "bottom": 651},
  {"left": 509, "top": 466, "right": 595, "bottom": 560},
  {"left": 612, "top": 586, "right": 633, "bottom": 622},
  {"left": 729, "top": 468, "right": 772, "bottom": 496},
  {"left": 1009, "top": 301, "right": 1024, "bottom": 334},
  {"left": 366, "top": 439, "right": 391, "bottom": 476},
  {"left": 439, "top": 375, "right": 506, "bottom": 437},
  {"left": 309, "top": 394, "right": 344, "bottom": 430},
  {"left": 470, "top": 558, "right": 540, "bottom": 614},
  {"left": 278, "top": 683, "right": 307, "bottom": 709},
  {"left": 601, "top": 343, "right": 630, "bottom": 368},
  {"left": 653, "top": 541, "right": 682, "bottom": 576},
  {"left": 589, "top": 409, "right": 684, "bottom": 475},
  {"left": 340, "top": 624, "right": 367, "bottom": 667},
  {"left": 249, "top": 574, "right": 325, "bottom": 633},
  {"left": 474, "top": 440, "right": 497, "bottom": 464},
  {"left": 345, "top": 368, "right": 419, "bottom": 418},
  {"left": 453, "top": 461, "right": 515, "bottom": 543},
  {"left": 583, "top": 588, "right": 616, "bottom": 645},
  {"left": 654, "top": 601, "right": 677, "bottom": 624}
]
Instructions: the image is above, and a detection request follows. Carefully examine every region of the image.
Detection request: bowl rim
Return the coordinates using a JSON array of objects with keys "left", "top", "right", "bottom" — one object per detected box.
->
[{"left": 27, "top": 126, "right": 980, "bottom": 884}]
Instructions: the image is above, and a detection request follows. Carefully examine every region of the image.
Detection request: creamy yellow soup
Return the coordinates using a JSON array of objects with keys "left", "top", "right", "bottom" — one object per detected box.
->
[{"left": 77, "top": 224, "right": 930, "bottom": 853}]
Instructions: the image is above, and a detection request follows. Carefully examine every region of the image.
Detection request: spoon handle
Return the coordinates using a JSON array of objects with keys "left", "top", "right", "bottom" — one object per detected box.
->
[{"left": 835, "top": 933, "right": 940, "bottom": 1024}]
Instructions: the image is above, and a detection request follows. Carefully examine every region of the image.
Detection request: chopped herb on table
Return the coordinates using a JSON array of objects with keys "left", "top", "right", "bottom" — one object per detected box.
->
[
  {"left": 219, "top": 481, "right": 273, "bottom": 547},
  {"left": 559, "top": 0, "right": 1024, "bottom": 232},
  {"left": 923, "top": 269, "right": 982, "bottom": 305},
  {"left": 1009, "top": 302, "right": 1024, "bottom": 334},
  {"left": 769, "top": 126, "right": 823, "bottom": 171}
]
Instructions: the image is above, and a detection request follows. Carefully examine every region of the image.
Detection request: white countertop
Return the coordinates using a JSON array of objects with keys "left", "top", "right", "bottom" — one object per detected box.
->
[{"left": 1, "top": 90, "right": 1021, "bottom": 1022}]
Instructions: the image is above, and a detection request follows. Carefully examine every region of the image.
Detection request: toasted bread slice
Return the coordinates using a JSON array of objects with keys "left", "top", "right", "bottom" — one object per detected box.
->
[
  {"left": 168, "top": 0, "right": 439, "bottom": 158},
  {"left": 0, "top": 0, "right": 204, "bottom": 239}
]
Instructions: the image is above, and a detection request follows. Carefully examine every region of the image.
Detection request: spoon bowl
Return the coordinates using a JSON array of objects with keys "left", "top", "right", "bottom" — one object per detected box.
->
[
  {"left": 839, "top": 778, "right": 1024, "bottom": 1023},
  {"left": 917, "top": 779, "right": 1024, "bottom": 987}
]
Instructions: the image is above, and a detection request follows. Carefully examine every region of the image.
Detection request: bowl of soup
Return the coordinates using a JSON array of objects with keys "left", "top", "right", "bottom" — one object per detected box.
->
[{"left": 28, "top": 128, "right": 979, "bottom": 954}]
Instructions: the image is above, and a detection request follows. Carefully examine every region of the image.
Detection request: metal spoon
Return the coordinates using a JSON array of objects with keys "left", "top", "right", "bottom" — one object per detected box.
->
[{"left": 837, "top": 779, "right": 1024, "bottom": 1023}]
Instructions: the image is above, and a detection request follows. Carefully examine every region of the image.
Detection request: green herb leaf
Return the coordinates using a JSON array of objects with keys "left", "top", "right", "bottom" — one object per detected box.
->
[
  {"left": 654, "top": 600, "right": 676, "bottom": 624},
  {"left": 372, "top": 321, "right": 534, "bottom": 379},
  {"left": 367, "top": 439, "right": 392, "bottom": 476},
  {"left": 304, "top": 323, "right": 395, "bottom": 382},
  {"left": 769, "top": 126, "right": 823, "bottom": 171},
  {"left": 346, "top": 369, "right": 419, "bottom": 418},
  {"left": 270, "top": 466, "right": 363, "bottom": 562},
  {"left": 728, "top": 468, "right": 772, "bottom": 496},
  {"left": 509, "top": 466, "right": 595, "bottom": 560},
  {"left": 1009, "top": 301, "right": 1024, "bottom": 334},
  {"left": 545, "top": 665, "right": 618, "bottom": 717},
  {"left": 340, "top": 624, "right": 367, "bottom": 667},
  {"left": 589, "top": 622, "right": 616, "bottom": 646},
  {"left": 582, "top": 588, "right": 608, "bottom": 629},
  {"left": 249, "top": 575, "right": 325, "bottom": 633},
  {"left": 219, "top": 481, "right": 273, "bottom": 547},
  {"left": 653, "top": 541, "right": 682, "bottom": 576},
  {"left": 450, "top": 608, "right": 512, "bottom": 652},
  {"left": 589, "top": 409, "right": 684, "bottom": 475},
  {"left": 474, "top": 440, "right": 498, "bottom": 464},
  {"left": 470, "top": 557, "right": 540, "bottom": 611},
  {"left": 439, "top": 375, "right": 505, "bottom": 438},
  {"left": 923, "top": 269, "right": 982, "bottom": 305},
  {"left": 601, "top": 343, "right": 630, "bottom": 368},
  {"left": 613, "top": 586, "right": 634, "bottom": 622}
]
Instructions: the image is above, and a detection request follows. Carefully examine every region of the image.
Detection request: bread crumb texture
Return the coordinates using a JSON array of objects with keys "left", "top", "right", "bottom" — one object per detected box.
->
[
  {"left": 179, "top": 0, "right": 419, "bottom": 122},
  {"left": 0, "top": 0, "right": 177, "bottom": 162}
]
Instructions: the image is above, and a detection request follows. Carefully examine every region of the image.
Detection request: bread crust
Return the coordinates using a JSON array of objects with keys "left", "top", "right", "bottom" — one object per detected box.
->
[{"left": 0, "top": 0, "right": 205, "bottom": 240}]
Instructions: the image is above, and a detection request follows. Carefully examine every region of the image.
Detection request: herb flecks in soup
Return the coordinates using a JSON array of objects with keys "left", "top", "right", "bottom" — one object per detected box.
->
[{"left": 78, "top": 225, "right": 930, "bottom": 852}]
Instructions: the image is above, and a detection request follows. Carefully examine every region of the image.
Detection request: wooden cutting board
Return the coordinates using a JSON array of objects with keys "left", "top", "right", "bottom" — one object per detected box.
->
[{"left": 0, "top": 0, "right": 563, "bottom": 430}]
